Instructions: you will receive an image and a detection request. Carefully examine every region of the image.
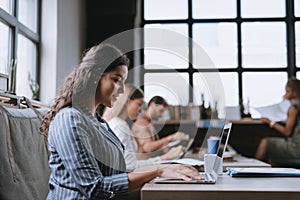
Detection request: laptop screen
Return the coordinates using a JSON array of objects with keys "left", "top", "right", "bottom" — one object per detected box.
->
[
  {"left": 213, "top": 122, "right": 232, "bottom": 173},
  {"left": 216, "top": 125, "right": 231, "bottom": 157}
]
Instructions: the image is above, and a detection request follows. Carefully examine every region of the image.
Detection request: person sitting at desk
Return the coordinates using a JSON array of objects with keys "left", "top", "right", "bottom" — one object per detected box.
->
[
  {"left": 102, "top": 84, "right": 184, "bottom": 170},
  {"left": 255, "top": 77, "right": 300, "bottom": 164},
  {"left": 131, "top": 96, "right": 188, "bottom": 159},
  {"left": 40, "top": 43, "right": 202, "bottom": 199}
]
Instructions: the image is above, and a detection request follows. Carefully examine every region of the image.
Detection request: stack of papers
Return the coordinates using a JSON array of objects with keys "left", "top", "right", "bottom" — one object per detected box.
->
[
  {"left": 252, "top": 100, "right": 290, "bottom": 121},
  {"left": 227, "top": 167, "right": 300, "bottom": 177}
]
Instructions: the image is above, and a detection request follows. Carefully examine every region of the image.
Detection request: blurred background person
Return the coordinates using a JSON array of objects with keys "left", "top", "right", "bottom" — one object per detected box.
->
[
  {"left": 255, "top": 77, "right": 300, "bottom": 165},
  {"left": 132, "top": 96, "right": 189, "bottom": 159},
  {"left": 102, "top": 84, "right": 184, "bottom": 170}
]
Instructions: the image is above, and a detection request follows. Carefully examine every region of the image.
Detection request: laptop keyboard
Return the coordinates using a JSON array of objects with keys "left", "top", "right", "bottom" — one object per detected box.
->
[{"left": 200, "top": 172, "right": 213, "bottom": 181}]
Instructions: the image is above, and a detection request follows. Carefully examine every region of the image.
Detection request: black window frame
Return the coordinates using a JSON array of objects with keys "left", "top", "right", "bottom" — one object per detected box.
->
[
  {"left": 0, "top": 0, "right": 41, "bottom": 96},
  {"left": 140, "top": 0, "right": 300, "bottom": 105}
]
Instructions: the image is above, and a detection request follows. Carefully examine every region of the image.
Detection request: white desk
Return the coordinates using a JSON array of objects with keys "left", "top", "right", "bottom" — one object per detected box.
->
[
  {"left": 186, "top": 153, "right": 271, "bottom": 171},
  {"left": 223, "top": 156, "right": 271, "bottom": 169},
  {"left": 141, "top": 174, "right": 300, "bottom": 200}
]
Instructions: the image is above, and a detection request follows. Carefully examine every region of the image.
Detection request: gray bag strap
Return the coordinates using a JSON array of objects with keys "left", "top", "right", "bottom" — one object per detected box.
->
[
  {"left": 0, "top": 104, "right": 17, "bottom": 182},
  {"left": 21, "top": 97, "right": 43, "bottom": 120}
]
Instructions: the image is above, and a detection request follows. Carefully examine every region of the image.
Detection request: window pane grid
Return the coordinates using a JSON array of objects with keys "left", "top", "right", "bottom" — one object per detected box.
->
[
  {"left": 142, "top": 0, "right": 298, "bottom": 109},
  {"left": 0, "top": 0, "right": 39, "bottom": 97}
]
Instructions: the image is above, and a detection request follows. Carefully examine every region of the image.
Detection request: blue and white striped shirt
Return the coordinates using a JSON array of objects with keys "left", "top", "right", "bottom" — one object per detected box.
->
[{"left": 47, "top": 106, "right": 129, "bottom": 199}]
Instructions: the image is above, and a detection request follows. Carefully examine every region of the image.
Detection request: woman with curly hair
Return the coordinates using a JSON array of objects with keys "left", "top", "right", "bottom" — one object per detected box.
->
[{"left": 40, "top": 43, "right": 202, "bottom": 199}]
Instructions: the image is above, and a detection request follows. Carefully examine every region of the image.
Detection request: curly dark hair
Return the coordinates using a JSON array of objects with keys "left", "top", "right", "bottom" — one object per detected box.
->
[
  {"left": 40, "top": 43, "right": 129, "bottom": 137},
  {"left": 287, "top": 76, "right": 300, "bottom": 98},
  {"left": 148, "top": 96, "right": 168, "bottom": 107}
]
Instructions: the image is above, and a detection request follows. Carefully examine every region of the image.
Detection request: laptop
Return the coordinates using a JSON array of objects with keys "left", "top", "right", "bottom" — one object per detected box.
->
[
  {"left": 159, "top": 138, "right": 202, "bottom": 165},
  {"left": 178, "top": 138, "right": 194, "bottom": 159},
  {"left": 154, "top": 122, "right": 232, "bottom": 184}
]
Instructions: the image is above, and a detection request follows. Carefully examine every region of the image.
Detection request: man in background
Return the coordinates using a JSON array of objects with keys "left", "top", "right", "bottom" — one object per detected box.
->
[{"left": 132, "top": 96, "right": 188, "bottom": 159}]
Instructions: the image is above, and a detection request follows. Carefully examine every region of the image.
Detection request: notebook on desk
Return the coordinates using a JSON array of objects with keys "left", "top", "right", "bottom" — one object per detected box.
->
[
  {"left": 227, "top": 167, "right": 300, "bottom": 177},
  {"left": 154, "top": 122, "right": 232, "bottom": 184}
]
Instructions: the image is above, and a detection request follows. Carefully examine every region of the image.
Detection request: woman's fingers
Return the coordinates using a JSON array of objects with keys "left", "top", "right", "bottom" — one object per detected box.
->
[
  {"left": 178, "top": 165, "right": 203, "bottom": 178},
  {"left": 176, "top": 168, "right": 204, "bottom": 180},
  {"left": 159, "top": 164, "right": 204, "bottom": 180}
]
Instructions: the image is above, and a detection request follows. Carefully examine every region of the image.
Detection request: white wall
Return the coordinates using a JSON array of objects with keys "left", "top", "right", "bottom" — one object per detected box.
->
[{"left": 40, "top": 0, "right": 86, "bottom": 105}]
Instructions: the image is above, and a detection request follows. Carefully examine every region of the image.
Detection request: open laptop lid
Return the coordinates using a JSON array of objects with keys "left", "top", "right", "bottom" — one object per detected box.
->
[
  {"left": 217, "top": 122, "right": 232, "bottom": 159},
  {"left": 179, "top": 138, "right": 194, "bottom": 158},
  {"left": 210, "top": 122, "right": 232, "bottom": 178},
  {"left": 153, "top": 123, "right": 232, "bottom": 184}
]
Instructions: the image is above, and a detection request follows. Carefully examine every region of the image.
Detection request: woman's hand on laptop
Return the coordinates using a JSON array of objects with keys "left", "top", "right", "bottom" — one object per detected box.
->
[
  {"left": 160, "top": 145, "right": 184, "bottom": 160},
  {"left": 158, "top": 164, "right": 204, "bottom": 181}
]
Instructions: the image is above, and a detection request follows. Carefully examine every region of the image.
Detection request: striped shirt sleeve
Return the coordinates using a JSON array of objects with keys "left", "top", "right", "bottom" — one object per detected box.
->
[{"left": 49, "top": 109, "right": 128, "bottom": 198}]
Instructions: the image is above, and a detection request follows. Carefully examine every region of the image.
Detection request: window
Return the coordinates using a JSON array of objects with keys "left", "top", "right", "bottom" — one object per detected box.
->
[
  {"left": 193, "top": 23, "right": 237, "bottom": 68},
  {"left": 144, "top": 24, "right": 189, "bottom": 69},
  {"left": 241, "top": 22, "right": 287, "bottom": 68},
  {"left": 192, "top": 0, "right": 236, "bottom": 19},
  {"left": 294, "top": 0, "right": 300, "bottom": 17},
  {"left": 296, "top": 22, "right": 300, "bottom": 67},
  {"left": 18, "top": 0, "right": 38, "bottom": 32},
  {"left": 144, "top": 73, "right": 189, "bottom": 105},
  {"left": 242, "top": 72, "right": 287, "bottom": 106},
  {"left": 141, "top": 0, "right": 299, "bottom": 119},
  {"left": 16, "top": 34, "right": 37, "bottom": 96},
  {"left": 0, "top": 0, "right": 40, "bottom": 98},
  {"left": 144, "top": 0, "right": 188, "bottom": 20},
  {"left": 0, "top": 0, "right": 11, "bottom": 14},
  {"left": 241, "top": 0, "right": 285, "bottom": 18},
  {"left": 0, "top": 21, "right": 9, "bottom": 75},
  {"left": 193, "top": 72, "right": 239, "bottom": 107}
]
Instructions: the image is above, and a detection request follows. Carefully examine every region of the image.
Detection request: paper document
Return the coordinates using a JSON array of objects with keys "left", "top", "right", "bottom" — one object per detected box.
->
[
  {"left": 227, "top": 167, "right": 300, "bottom": 177},
  {"left": 252, "top": 100, "right": 290, "bottom": 122}
]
